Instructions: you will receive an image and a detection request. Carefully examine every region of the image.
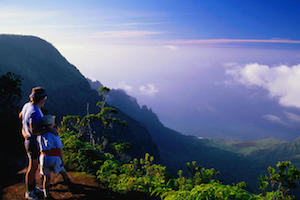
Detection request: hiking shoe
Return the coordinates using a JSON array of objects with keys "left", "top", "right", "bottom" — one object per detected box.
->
[
  {"left": 34, "top": 186, "right": 44, "bottom": 196},
  {"left": 25, "top": 190, "right": 39, "bottom": 200}
]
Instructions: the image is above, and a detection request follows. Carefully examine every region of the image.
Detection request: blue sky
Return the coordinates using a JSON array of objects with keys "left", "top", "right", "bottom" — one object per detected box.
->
[
  {"left": 2, "top": 0, "right": 300, "bottom": 41},
  {"left": 2, "top": 0, "right": 300, "bottom": 139}
]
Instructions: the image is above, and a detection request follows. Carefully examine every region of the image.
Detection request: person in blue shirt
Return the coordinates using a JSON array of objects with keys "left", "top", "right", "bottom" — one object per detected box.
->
[
  {"left": 19, "top": 87, "right": 58, "bottom": 200},
  {"left": 38, "top": 114, "right": 71, "bottom": 199}
]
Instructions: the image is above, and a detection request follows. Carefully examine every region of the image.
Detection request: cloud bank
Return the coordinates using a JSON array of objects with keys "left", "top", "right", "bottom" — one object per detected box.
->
[{"left": 227, "top": 63, "right": 300, "bottom": 108}]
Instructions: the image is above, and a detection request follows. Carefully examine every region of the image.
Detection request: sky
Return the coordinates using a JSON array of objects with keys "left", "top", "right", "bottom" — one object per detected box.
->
[{"left": 1, "top": 0, "right": 300, "bottom": 140}]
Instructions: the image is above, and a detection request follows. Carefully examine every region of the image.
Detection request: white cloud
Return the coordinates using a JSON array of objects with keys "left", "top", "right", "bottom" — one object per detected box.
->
[
  {"left": 227, "top": 63, "right": 300, "bottom": 108},
  {"left": 168, "top": 39, "right": 300, "bottom": 45},
  {"left": 263, "top": 114, "right": 284, "bottom": 124},
  {"left": 92, "top": 30, "right": 163, "bottom": 39},
  {"left": 223, "top": 62, "right": 238, "bottom": 68},
  {"left": 0, "top": 8, "right": 61, "bottom": 22},
  {"left": 114, "top": 22, "right": 165, "bottom": 27},
  {"left": 163, "top": 45, "right": 179, "bottom": 51},
  {"left": 285, "top": 112, "right": 300, "bottom": 122},
  {"left": 115, "top": 81, "right": 133, "bottom": 92},
  {"left": 139, "top": 84, "right": 159, "bottom": 96}
]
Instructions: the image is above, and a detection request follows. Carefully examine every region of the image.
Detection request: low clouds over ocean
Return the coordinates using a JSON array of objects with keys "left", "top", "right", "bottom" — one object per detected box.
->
[{"left": 227, "top": 63, "right": 300, "bottom": 109}]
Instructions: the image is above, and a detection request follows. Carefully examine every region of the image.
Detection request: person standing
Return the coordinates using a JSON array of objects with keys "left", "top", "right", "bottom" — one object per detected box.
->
[
  {"left": 38, "top": 114, "right": 71, "bottom": 199},
  {"left": 19, "top": 87, "right": 57, "bottom": 200}
]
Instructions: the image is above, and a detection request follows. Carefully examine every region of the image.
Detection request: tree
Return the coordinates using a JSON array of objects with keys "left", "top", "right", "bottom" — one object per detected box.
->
[
  {"left": 0, "top": 72, "right": 22, "bottom": 114},
  {"left": 0, "top": 72, "right": 23, "bottom": 189},
  {"left": 61, "top": 86, "right": 127, "bottom": 151},
  {"left": 259, "top": 161, "right": 300, "bottom": 200}
]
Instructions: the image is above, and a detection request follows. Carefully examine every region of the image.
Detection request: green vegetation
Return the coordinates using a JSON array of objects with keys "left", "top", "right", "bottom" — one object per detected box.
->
[
  {"left": 60, "top": 128, "right": 259, "bottom": 199},
  {"left": 0, "top": 72, "right": 23, "bottom": 157},
  {"left": 58, "top": 96, "right": 300, "bottom": 200},
  {"left": 60, "top": 123, "right": 300, "bottom": 199},
  {"left": 0, "top": 72, "right": 22, "bottom": 113},
  {"left": 259, "top": 161, "right": 300, "bottom": 200},
  {"left": 0, "top": 72, "right": 24, "bottom": 189}
]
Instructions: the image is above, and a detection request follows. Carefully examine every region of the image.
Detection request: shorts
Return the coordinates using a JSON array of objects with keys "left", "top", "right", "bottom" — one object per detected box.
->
[
  {"left": 40, "top": 155, "right": 64, "bottom": 175},
  {"left": 24, "top": 137, "right": 40, "bottom": 160}
]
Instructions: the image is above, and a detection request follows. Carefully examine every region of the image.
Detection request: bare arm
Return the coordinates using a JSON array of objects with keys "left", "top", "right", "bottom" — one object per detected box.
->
[
  {"left": 29, "top": 122, "right": 58, "bottom": 136},
  {"left": 18, "top": 111, "right": 22, "bottom": 119},
  {"left": 19, "top": 111, "right": 29, "bottom": 139}
]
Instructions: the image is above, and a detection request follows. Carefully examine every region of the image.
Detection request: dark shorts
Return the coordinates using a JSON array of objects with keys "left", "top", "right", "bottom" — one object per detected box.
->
[{"left": 24, "top": 136, "right": 40, "bottom": 160}]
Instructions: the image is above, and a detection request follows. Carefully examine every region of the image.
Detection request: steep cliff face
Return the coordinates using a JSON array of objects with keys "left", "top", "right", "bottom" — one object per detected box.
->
[
  {"left": 0, "top": 34, "right": 98, "bottom": 116},
  {"left": 0, "top": 34, "right": 159, "bottom": 159}
]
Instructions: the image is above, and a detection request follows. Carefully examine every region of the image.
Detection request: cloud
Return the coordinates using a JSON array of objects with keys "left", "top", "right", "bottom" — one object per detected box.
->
[
  {"left": 285, "top": 112, "right": 300, "bottom": 122},
  {"left": 0, "top": 8, "right": 61, "bottom": 21},
  {"left": 263, "top": 114, "right": 285, "bottom": 125},
  {"left": 224, "top": 62, "right": 238, "bottom": 68},
  {"left": 169, "top": 39, "right": 300, "bottom": 45},
  {"left": 81, "top": 38, "right": 300, "bottom": 47},
  {"left": 114, "top": 22, "right": 165, "bottom": 27},
  {"left": 115, "top": 81, "right": 133, "bottom": 92},
  {"left": 139, "top": 84, "right": 159, "bottom": 96},
  {"left": 227, "top": 63, "right": 300, "bottom": 108},
  {"left": 163, "top": 45, "right": 179, "bottom": 51},
  {"left": 92, "top": 30, "right": 163, "bottom": 39}
]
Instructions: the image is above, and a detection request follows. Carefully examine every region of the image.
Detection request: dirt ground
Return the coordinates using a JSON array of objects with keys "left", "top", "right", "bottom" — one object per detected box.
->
[
  {"left": 1, "top": 169, "right": 110, "bottom": 200},
  {"left": 1, "top": 168, "right": 157, "bottom": 200}
]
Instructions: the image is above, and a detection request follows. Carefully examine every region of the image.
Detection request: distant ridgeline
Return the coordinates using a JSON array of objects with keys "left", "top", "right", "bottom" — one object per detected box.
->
[{"left": 0, "top": 34, "right": 159, "bottom": 159}]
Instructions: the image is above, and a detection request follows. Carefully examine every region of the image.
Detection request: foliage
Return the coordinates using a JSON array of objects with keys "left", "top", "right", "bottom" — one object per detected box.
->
[
  {"left": 97, "top": 153, "right": 169, "bottom": 194},
  {"left": 0, "top": 72, "right": 22, "bottom": 113},
  {"left": 57, "top": 98, "right": 300, "bottom": 200},
  {"left": 60, "top": 130, "right": 107, "bottom": 174},
  {"left": 59, "top": 121, "right": 300, "bottom": 200},
  {"left": 161, "top": 182, "right": 259, "bottom": 200},
  {"left": 60, "top": 86, "right": 127, "bottom": 149},
  {"left": 258, "top": 161, "right": 300, "bottom": 200},
  {"left": 110, "top": 142, "right": 131, "bottom": 155},
  {"left": 0, "top": 72, "right": 23, "bottom": 158}
]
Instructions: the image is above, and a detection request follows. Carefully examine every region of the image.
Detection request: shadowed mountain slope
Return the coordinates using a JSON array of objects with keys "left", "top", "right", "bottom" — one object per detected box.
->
[{"left": 0, "top": 34, "right": 159, "bottom": 160}]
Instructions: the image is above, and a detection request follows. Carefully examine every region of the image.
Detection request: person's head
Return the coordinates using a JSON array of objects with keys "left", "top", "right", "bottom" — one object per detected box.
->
[
  {"left": 41, "top": 115, "right": 55, "bottom": 128},
  {"left": 29, "top": 86, "right": 47, "bottom": 107}
]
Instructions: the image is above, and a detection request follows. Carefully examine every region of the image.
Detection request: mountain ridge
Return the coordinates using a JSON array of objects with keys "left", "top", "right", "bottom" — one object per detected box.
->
[{"left": 0, "top": 34, "right": 159, "bottom": 160}]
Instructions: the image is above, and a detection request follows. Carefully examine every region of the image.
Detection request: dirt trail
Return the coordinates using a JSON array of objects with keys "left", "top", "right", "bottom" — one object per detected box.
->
[
  {"left": 1, "top": 169, "right": 110, "bottom": 200},
  {"left": 1, "top": 168, "right": 155, "bottom": 200}
]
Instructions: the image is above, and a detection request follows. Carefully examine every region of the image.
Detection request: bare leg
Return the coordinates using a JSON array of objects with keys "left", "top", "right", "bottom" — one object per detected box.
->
[
  {"left": 43, "top": 174, "right": 50, "bottom": 198},
  {"left": 25, "top": 158, "right": 38, "bottom": 192}
]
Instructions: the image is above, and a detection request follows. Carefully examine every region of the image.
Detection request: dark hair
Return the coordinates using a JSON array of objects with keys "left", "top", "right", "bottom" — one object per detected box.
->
[{"left": 29, "top": 86, "right": 47, "bottom": 103}]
